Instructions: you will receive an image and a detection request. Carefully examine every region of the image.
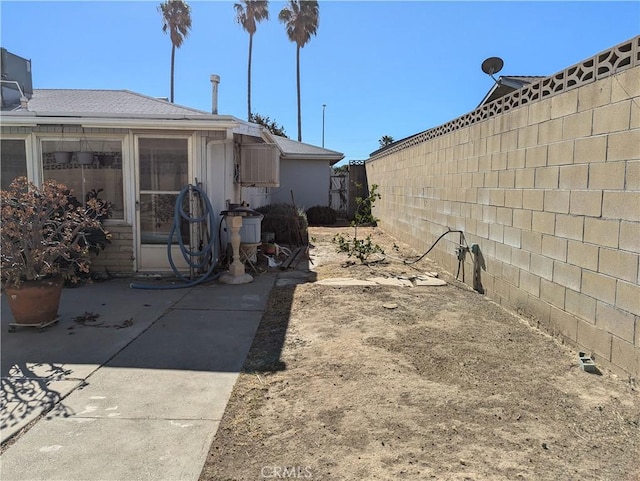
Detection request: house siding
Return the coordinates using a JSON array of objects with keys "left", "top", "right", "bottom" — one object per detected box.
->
[{"left": 271, "top": 158, "right": 332, "bottom": 209}]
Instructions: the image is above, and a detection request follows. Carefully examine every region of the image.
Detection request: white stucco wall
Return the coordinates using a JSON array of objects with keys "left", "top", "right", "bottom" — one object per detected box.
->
[
  {"left": 270, "top": 158, "right": 330, "bottom": 209},
  {"left": 206, "top": 140, "right": 234, "bottom": 222},
  {"left": 242, "top": 187, "right": 271, "bottom": 209}
]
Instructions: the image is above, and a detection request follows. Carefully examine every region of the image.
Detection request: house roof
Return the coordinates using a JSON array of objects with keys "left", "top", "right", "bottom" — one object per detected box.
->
[
  {"left": 0, "top": 87, "right": 245, "bottom": 134},
  {"left": 272, "top": 135, "right": 344, "bottom": 164},
  {"left": 2, "top": 88, "right": 344, "bottom": 160},
  {"left": 24, "top": 89, "right": 211, "bottom": 117},
  {"left": 1, "top": 88, "right": 240, "bottom": 126},
  {"left": 477, "top": 75, "right": 545, "bottom": 107}
]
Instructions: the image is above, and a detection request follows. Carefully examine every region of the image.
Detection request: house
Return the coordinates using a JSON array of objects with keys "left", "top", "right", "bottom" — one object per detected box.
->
[
  {"left": 268, "top": 135, "right": 344, "bottom": 210},
  {"left": 476, "top": 75, "right": 545, "bottom": 107},
  {"left": 0, "top": 50, "right": 343, "bottom": 275}
]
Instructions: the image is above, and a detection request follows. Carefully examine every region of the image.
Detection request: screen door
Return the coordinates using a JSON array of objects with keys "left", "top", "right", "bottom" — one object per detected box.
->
[{"left": 136, "top": 137, "right": 191, "bottom": 271}]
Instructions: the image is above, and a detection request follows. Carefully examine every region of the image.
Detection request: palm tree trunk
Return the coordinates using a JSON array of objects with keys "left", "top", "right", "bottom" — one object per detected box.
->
[
  {"left": 296, "top": 44, "right": 302, "bottom": 142},
  {"left": 170, "top": 45, "right": 176, "bottom": 103},
  {"left": 248, "top": 33, "right": 253, "bottom": 121}
]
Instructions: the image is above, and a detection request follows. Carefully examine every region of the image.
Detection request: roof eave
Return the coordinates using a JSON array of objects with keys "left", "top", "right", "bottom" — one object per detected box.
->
[
  {"left": 0, "top": 113, "right": 240, "bottom": 130},
  {"left": 280, "top": 152, "right": 345, "bottom": 164},
  {"left": 477, "top": 82, "right": 501, "bottom": 108},
  {"left": 477, "top": 76, "right": 534, "bottom": 108}
]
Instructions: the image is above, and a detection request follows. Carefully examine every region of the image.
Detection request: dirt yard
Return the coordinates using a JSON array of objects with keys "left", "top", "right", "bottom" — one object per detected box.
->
[{"left": 199, "top": 226, "right": 640, "bottom": 481}]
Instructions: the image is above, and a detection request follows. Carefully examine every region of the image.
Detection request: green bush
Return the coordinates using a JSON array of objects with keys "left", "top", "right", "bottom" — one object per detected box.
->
[
  {"left": 353, "top": 183, "right": 380, "bottom": 226},
  {"left": 306, "top": 205, "right": 337, "bottom": 226},
  {"left": 255, "top": 203, "right": 308, "bottom": 246},
  {"left": 331, "top": 183, "right": 385, "bottom": 264},
  {"left": 333, "top": 232, "right": 384, "bottom": 264}
]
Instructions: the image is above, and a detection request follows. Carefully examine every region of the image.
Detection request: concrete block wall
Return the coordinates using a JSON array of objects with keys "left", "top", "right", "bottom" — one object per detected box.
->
[{"left": 366, "top": 64, "right": 640, "bottom": 380}]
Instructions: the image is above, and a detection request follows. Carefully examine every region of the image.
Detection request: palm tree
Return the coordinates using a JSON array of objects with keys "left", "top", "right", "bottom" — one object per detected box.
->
[
  {"left": 379, "top": 135, "right": 395, "bottom": 147},
  {"left": 234, "top": 1, "right": 269, "bottom": 121},
  {"left": 278, "top": 0, "right": 319, "bottom": 142},
  {"left": 158, "top": 0, "right": 192, "bottom": 103}
]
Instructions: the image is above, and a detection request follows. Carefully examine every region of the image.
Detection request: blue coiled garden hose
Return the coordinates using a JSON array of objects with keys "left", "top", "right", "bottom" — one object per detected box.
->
[{"left": 130, "top": 184, "right": 220, "bottom": 289}]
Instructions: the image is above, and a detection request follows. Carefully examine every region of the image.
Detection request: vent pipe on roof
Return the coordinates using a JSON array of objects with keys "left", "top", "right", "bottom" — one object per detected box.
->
[{"left": 210, "top": 74, "right": 220, "bottom": 115}]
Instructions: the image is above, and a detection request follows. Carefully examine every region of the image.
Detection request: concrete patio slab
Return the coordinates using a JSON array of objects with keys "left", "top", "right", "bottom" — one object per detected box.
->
[
  {"left": 106, "top": 308, "right": 262, "bottom": 372},
  {"left": 1, "top": 378, "right": 81, "bottom": 444},
  {"left": 49, "top": 367, "right": 239, "bottom": 420},
  {"left": 177, "top": 273, "right": 275, "bottom": 311},
  {"left": 1, "top": 274, "right": 275, "bottom": 480},
  {"left": 1, "top": 279, "right": 189, "bottom": 380},
  {"left": 0, "top": 417, "right": 218, "bottom": 481}
]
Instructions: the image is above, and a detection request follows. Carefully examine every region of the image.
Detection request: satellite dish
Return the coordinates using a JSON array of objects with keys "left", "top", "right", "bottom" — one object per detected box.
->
[{"left": 481, "top": 57, "right": 504, "bottom": 76}]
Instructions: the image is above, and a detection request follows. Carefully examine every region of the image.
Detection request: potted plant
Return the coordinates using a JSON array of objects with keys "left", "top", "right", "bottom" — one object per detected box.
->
[
  {"left": 98, "top": 142, "right": 115, "bottom": 167},
  {"left": 75, "top": 134, "right": 96, "bottom": 165},
  {"left": 84, "top": 188, "right": 113, "bottom": 221},
  {"left": 75, "top": 151, "right": 95, "bottom": 166},
  {"left": 62, "top": 188, "right": 113, "bottom": 283},
  {"left": 1, "top": 177, "right": 110, "bottom": 326},
  {"left": 53, "top": 151, "right": 72, "bottom": 164}
]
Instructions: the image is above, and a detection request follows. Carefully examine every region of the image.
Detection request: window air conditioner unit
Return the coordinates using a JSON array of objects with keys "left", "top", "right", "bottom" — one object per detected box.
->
[{"left": 239, "top": 143, "right": 280, "bottom": 187}]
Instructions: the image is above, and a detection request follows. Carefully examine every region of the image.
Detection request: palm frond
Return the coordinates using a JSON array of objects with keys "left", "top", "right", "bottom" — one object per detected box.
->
[{"left": 158, "top": 0, "right": 192, "bottom": 48}]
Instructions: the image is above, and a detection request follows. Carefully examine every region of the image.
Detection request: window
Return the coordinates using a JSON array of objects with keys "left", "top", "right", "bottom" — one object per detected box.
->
[
  {"left": 1, "top": 139, "right": 27, "bottom": 190},
  {"left": 42, "top": 138, "right": 124, "bottom": 220}
]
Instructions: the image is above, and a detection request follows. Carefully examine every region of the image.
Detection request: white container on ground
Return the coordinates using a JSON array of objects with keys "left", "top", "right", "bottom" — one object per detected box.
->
[{"left": 239, "top": 214, "right": 263, "bottom": 244}]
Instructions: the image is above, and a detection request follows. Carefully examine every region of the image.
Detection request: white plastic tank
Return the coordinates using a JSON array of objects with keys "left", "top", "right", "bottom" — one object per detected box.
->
[{"left": 239, "top": 213, "right": 264, "bottom": 244}]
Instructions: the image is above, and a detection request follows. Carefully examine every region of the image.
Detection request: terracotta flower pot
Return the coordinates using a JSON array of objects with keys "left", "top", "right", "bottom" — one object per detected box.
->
[
  {"left": 263, "top": 243, "right": 277, "bottom": 255},
  {"left": 4, "top": 277, "right": 63, "bottom": 325}
]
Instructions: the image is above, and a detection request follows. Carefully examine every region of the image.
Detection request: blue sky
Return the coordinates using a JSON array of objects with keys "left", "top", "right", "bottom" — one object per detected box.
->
[{"left": 1, "top": 1, "right": 638, "bottom": 165}]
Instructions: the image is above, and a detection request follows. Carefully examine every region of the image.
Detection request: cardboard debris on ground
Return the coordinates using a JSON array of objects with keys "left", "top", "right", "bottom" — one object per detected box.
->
[
  {"left": 368, "top": 277, "right": 414, "bottom": 287},
  {"left": 315, "top": 276, "right": 446, "bottom": 287},
  {"left": 315, "top": 278, "right": 378, "bottom": 286},
  {"left": 414, "top": 276, "right": 447, "bottom": 286}
]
